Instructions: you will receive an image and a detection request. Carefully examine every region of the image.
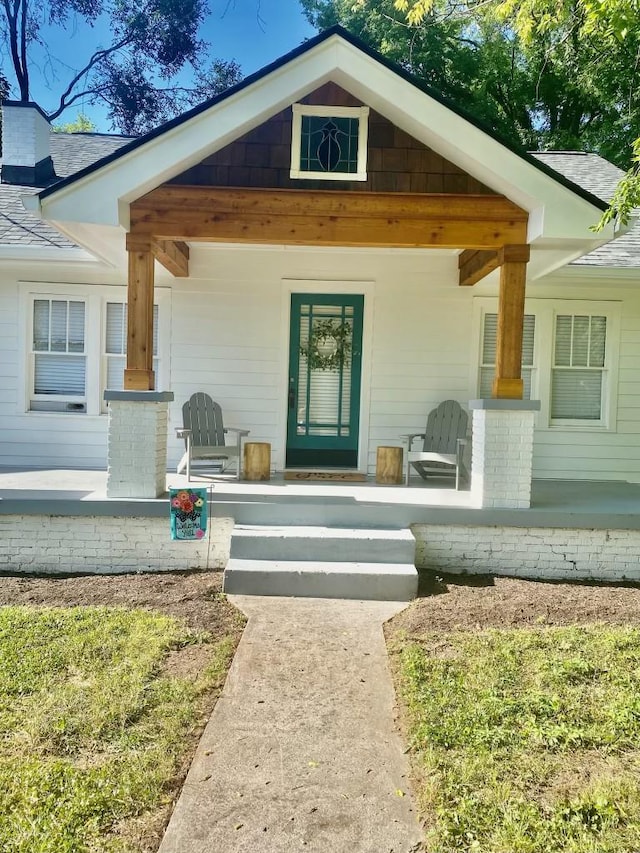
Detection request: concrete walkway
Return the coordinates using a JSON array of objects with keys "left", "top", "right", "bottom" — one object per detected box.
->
[{"left": 158, "top": 596, "right": 424, "bottom": 853}]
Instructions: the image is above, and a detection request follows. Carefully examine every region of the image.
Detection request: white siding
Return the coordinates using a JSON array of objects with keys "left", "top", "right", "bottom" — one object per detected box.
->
[
  {"left": 166, "top": 247, "right": 469, "bottom": 474},
  {"left": 1, "top": 250, "right": 640, "bottom": 482},
  {"left": 524, "top": 279, "right": 640, "bottom": 482},
  {"left": 169, "top": 276, "right": 283, "bottom": 468},
  {"left": 0, "top": 266, "right": 125, "bottom": 468}
]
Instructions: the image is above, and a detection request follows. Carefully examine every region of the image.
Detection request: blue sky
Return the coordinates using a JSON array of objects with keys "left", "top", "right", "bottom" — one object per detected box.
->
[{"left": 6, "top": 0, "right": 316, "bottom": 132}]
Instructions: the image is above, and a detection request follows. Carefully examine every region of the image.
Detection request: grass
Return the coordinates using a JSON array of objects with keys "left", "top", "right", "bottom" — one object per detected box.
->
[
  {"left": 393, "top": 625, "right": 640, "bottom": 853},
  {"left": 0, "top": 604, "right": 238, "bottom": 853}
]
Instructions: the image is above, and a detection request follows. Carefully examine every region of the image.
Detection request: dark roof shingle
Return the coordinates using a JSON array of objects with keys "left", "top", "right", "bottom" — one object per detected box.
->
[
  {"left": 531, "top": 151, "right": 639, "bottom": 270},
  {"left": 0, "top": 131, "right": 133, "bottom": 250}
]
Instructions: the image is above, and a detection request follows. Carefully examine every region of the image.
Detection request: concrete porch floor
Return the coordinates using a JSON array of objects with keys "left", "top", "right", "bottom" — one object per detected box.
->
[{"left": 0, "top": 466, "right": 639, "bottom": 529}]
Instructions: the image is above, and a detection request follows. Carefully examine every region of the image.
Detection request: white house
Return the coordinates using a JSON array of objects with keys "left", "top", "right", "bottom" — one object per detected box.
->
[{"left": 1, "top": 26, "right": 638, "bottom": 509}]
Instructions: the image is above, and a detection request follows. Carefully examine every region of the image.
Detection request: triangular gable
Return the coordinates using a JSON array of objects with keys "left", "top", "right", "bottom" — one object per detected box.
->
[
  {"left": 172, "top": 82, "right": 494, "bottom": 196},
  {"left": 30, "top": 26, "right": 615, "bottom": 257}
]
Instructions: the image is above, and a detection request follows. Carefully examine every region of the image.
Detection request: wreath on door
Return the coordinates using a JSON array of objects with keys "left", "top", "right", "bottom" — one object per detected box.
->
[{"left": 299, "top": 319, "right": 352, "bottom": 371}]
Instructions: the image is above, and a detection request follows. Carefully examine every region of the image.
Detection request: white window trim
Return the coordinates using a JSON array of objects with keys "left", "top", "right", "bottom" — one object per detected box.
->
[
  {"left": 100, "top": 295, "right": 170, "bottom": 412},
  {"left": 290, "top": 104, "right": 369, "bottom": 181},
  {"left": 472, "top": 297, "right": 620, "bottom": 432},
  {"left": 477, "top": 309, "right": 538, "bottom": 401},
  {"left": 19, "top": 282, "right": 171, "bottom": 417},
  {"left": 29, "top": 296, "right": 88, "bottom": 413},
  {"left": 543, "top": 302, "right": 620, "bottom": 430}
]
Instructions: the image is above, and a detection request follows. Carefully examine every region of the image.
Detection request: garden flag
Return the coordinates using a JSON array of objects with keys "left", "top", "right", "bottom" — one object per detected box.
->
[{"left": 169, "top": 488, "right": 208, "bottom": 540}]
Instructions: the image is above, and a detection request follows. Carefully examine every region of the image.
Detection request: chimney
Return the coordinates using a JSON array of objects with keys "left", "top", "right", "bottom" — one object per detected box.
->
[{"left": 1, "top": 100, "right": 55, "bottom": 186}]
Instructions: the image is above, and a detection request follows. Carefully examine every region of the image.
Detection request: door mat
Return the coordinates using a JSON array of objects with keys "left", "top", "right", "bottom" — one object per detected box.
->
[{"left": 284, "top": 471, "right": 367, "bottom": 482}]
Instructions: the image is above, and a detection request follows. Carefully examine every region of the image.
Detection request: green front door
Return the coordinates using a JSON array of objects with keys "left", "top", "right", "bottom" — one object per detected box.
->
[{"left": 286, "top": 294, "right": 364, "bottom": 468}]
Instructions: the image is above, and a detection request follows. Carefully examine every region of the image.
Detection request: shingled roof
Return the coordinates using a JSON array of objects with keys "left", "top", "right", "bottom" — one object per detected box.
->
[
  {"left": 0, "top": 121, "right": 635, "bottom": 269},
  {"left": 0, "top": 131, "right": 132, "bottom": 249},
  {"left": 531, "top": 151, "right": 639, "bottom": 269}
]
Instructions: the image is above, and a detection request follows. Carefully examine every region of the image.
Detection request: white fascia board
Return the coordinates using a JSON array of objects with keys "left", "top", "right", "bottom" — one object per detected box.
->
[
  {"left": 39, "top": 42, "right": 342, "bottom": 229},
  {"left": 553, "top": 263, "right": 640, "bottom": 282},
  {"left": 47, "top": 221, "right": 124, "bottom": 268},
  {"left": 330, "top": 41, "right": 614, "bottom": 245},
  {"left": 527, "top": 244, "right": 606, "bottom": 281},
  {"left": 0, "top": 244, "right": 95, "bottom": 263}
]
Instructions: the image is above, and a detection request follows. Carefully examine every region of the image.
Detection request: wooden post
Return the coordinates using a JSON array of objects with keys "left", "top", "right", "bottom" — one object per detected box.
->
[
  {"left": 493, "top": 245, "right": 530, "bottom": 400},
  {"left": 244, "top": 442, "right": 271, "bottom": 481},
  {"left": 376, "top": 446, "right": 403, "bottom": 484},
  {"left": 124, "top": 233, "right": 155, "bottom": 391}
]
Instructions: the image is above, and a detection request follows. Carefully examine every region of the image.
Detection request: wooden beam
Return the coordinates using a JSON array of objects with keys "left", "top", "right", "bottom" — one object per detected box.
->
[
  {"left": 459, "top": 249, "right": 499, "bottom": 286},
  {"left": 151, "top": 238, "right": 189, "bottom": 277},
  {"left": 124, "top": 233, "right": 155, "bottom": 391},
  {"left": 459, "top": 244, "right": 530, "bottom": 286},
  {"left": 493, "top": 255, "right": 528, "bottom": 400},
  {"left": 130, "top": 186, "right": 528, "bottom": 250}
]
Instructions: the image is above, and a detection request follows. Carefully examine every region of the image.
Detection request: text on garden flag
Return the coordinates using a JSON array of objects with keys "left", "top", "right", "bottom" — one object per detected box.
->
[{"left": 169, "top": 488, "right": 208, "bottom": 540}]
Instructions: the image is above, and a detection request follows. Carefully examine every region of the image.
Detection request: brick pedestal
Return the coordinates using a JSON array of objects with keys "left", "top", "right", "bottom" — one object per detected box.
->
[
  {"left": 104, "top": 391, "right": 174, "bottom": 498},
  {"left": 469, "top": 399, "right": 540, "bottom": 509}
]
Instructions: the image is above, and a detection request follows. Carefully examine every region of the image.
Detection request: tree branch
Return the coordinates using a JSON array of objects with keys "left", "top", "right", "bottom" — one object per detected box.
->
[
  {"left": 19, "top": 0, "right": 26, "bottom": 96},
  {"left": 3, "top": 0, "right": 28, "bottom": 99},
  {"left": 48, "top": 86, "right": 112, "bottom": 118},
  {"left": 48, "top": 34, "right": 134, "bottom": 120}
]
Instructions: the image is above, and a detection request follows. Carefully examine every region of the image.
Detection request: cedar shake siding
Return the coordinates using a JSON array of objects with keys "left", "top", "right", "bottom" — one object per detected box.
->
[{"left": 170, "top": 82, "right": 494, "bottom": 195}]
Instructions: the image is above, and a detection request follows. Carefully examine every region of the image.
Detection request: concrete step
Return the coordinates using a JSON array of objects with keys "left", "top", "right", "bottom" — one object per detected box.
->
[
  {"left": 229, "top": 524, "right": 416, "bottom": 564},
  {"left": 208, "top": 495, "right": 420, "bottom": 529},
  {"left": 223, "top": 558, "right": 418, "bottom": 601}
]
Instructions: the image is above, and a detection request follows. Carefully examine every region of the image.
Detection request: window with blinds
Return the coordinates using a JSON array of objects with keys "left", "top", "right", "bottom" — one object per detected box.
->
[
  {"left": 31, "top": 299, "right": 86, "bottom": 412},
  {"left": 551, "top": 314, "right": 606, "bottom": 420},
  {"left": 104, "top": 302, "right": 159, "bottom": 393},
  {"left": 296, "top": 303, "right": 353, "bottom": 437},
  {"left": 479, "top": 313, "right": 535, "bottom": 399}
]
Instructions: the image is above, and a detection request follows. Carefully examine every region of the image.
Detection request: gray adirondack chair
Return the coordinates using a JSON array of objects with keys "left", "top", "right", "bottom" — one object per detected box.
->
[
  {"left": 401, "top": 400, "right": 468, "bottom": 489},
  {"left": 176, "top": 393, "right": 249, "bottom": 480}
]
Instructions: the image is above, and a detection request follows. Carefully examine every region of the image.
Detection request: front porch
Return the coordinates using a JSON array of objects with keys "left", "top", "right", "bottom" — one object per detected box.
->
[
  {"left": 1, "top": 466, "right": 639, "bottom": 585},
  {"left": 1, "top": 466, "right": 639, "bottom": 528}
]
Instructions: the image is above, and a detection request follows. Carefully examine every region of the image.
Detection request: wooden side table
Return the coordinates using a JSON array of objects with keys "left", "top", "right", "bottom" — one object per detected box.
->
[
  {"left": 376, "top": 445, "right": 403, "bottom": 484},
  {"left": 243, "top": 442, "right": 271, "bottom": 481}
]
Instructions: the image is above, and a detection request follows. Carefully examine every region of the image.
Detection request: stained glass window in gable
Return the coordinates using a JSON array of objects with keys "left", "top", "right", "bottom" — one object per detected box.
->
[
  {"left": 300, "top": 115, "right": 360, "bottom": 174},
  {"left": 290, "top": 104, "right": 369, "bottom": 181}
]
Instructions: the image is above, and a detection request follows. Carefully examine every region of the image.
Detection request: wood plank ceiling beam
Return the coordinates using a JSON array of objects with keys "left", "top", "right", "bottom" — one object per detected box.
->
[
  {"left": 459, "top": 244, "right": 530, "bottom": 286},
  {"left": 130, "top": 186, "right": 528, "bottom": 250},
  {"left": 151, "top": 238, "right": 189, "bottom": 277}
]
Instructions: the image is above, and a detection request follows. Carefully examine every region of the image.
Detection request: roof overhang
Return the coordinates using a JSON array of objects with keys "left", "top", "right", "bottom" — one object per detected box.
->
[{"left": 25, "top": 29, "right": 617, "bottom": 273}]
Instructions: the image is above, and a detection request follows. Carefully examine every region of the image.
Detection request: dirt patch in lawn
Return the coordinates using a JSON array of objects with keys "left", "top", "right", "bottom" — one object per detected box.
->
[
  {"left": 5, "top": 568, "right": 639, "bottom": 641},
  {"left": 0, "top": 569, "right": 236, "bottom": 635},
  {"left": 388, "top": 572, "right": 640, "bottom": 636}
]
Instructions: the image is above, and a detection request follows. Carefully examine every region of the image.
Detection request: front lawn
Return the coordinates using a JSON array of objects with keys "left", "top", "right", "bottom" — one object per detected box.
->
[
  {"left": 0, "top": 601, "right": 241, "bottom": 853},
  {"left": 392, "top": 622, "right": 640, "bottom": 853}
]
